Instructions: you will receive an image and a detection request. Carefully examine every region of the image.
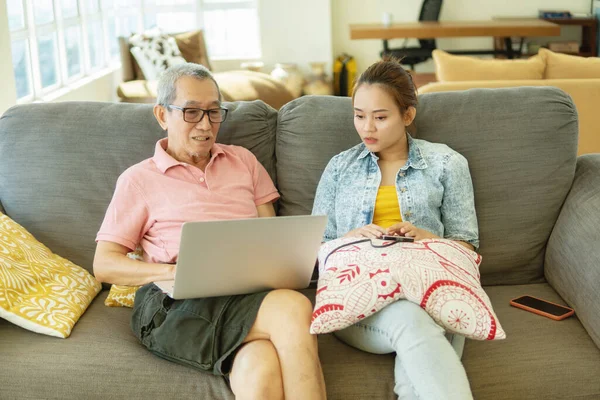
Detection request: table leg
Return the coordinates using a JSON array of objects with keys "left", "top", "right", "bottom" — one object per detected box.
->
[
  {"left": 504, "top": 37, "right": 515, "bottom": 59},
  {"left": 383, "top": 39, "right": 390, "bottom": 53}
]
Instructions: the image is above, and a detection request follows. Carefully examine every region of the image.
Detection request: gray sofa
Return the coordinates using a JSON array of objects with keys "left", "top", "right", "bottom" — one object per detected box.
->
[{"left": 0, "top": 87, "right": 599, "bottom": 399}]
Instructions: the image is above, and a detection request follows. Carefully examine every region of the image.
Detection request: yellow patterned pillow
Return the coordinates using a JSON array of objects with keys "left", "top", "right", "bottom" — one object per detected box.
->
[
  {"left": 0, "top": 214, "right": 102, "bottom": 338},
  {"left": 104, "top": 249, "right": 143, "bottom": 308},
  {"left": 105, "top": 284, "right": 141, "bottom": 307}
]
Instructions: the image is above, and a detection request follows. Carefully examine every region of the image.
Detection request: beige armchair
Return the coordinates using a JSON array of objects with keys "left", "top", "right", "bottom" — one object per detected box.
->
[{"left": 117, "top": 30, "right": 295, "bottom": 109}]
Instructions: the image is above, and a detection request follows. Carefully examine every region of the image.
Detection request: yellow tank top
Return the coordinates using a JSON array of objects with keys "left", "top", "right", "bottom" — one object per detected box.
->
[{"left": 372, "top": 186, "right": 402, "bottom": 228}]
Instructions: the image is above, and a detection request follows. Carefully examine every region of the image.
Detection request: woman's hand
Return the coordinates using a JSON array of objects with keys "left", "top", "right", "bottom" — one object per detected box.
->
[
  {"left": 344, "top": 224, "right": 386, "bottom": 239},
  {"left": 386, "top": 222, "right": 439, "bottom": 241}
]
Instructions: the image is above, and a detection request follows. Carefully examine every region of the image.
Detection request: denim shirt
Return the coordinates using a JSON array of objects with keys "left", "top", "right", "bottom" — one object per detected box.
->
[{"left": 312, "top": 134, "right": 479, "bottom": 249}]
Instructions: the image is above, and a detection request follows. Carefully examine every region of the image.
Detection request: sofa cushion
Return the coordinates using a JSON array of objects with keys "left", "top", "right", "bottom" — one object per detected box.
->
[
  {"left": 120, "top": 30, "right": 213, "bottom": 82},
  {"left": 276, "top": 96, "right": 358, "bottom": 216},
  {"left": 432, "top": 49, "right": 546, "bottom": 82},
  {"left": 0, "top": 214, "right": 101, "bottom": 337},
  {"left": 129, "top": 28, "right": 187, "bottom": 81},
  {"left": 545, "top": 154, "right": 600, "bottom": 349},
  {"left": 2, "top": 286, "right": 597, "bottom": 399},
  {"left": 173, "top": 30, "right": 212, "bottom": 71},
  {"left": 539, "top": 48, "right": 600, "bottom": 79},
  {"left": 277, "top": 88, "right": 577, "bottom": 285},
  {"left": 414, "top": 87, "right": 577, "bottom": 285},
  {"left": 0, "top": 289, "right": 396, "bottom": 399},
  {"left": 116, "top": 80, "right": 156, "bottom": 103},
  {"left": 0, "top": 290, "right": 236, "bottom": 399},
  {"left": 118, "top": 73, "right": 294, "bottom": 111},
  {"left": 463, "top": 283, "right": 600, "bottom": 400},
  {"left": 418, "top": 78, "right": 600, "bottom": 156},
  {"left": 216, "top": 71, "right": 295, "bottom": 110},
  {"left": 0, "top": 101, "right": 277, "bottom": 274}
]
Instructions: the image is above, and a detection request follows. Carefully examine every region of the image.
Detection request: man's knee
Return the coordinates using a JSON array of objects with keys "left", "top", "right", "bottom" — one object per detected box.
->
[
  {"left": 263, "top": 289, "right": 313, "bottom": 324},
  {"left": 253, "top": 289, "right": 315, "bottom": 342},
  {"left": 230, "top": 340, "right": 283, "bottom": 400}
]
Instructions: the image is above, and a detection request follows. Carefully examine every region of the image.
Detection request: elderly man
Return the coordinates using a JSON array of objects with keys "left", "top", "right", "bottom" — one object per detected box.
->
[{"left": 93, "top": 63, "right": 326, "bottom": 400}]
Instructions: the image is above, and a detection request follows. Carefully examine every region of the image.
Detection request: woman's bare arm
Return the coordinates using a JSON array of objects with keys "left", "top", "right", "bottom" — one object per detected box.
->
[{"left": 93, "top": 241, "right": 175, "bottom": 285}]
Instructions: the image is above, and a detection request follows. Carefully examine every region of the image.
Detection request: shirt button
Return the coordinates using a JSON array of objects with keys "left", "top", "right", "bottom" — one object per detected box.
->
[
  {"left": 399, "top": 172, "right": 405, "bottom": 177},
  {"left": 404, "top": 211, "right": 412, "bottom": 218},
  {"left": 401, "top": 187, "right": 407, "bottom": 192},
  {"left": 199, "top": 177, "right": 205, "bottom": 182}
]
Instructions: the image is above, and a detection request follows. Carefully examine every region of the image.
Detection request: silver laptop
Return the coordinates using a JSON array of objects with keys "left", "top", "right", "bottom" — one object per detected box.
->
[{"left": 153, "top": 215, "right": 327, "bottom": 299}]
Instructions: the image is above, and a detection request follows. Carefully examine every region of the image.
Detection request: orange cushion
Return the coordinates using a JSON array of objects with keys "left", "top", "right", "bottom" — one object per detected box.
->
[
  {"left": 432, "top": 49, "right": 545, "bottom": 82},
  {"left": 117, "top": 80, "right": 156, "bottom": 103},
  {"left": 174, "top": 30, "right": 212, "bottom": 71},
  {"left": 538, "top": 48, "right": 600, "bottom": 79},
  {"left": 215, "top": 71, "right": 295, "bottom": 110}
]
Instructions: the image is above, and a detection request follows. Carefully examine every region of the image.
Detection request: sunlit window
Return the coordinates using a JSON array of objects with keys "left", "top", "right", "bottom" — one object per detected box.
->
[{"left": 8, "top": 0, "right": 262, "bottom": 101}]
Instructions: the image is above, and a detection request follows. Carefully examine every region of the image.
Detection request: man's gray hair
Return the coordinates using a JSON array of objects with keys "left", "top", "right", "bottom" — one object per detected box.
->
[{"left": 156, "top": 63, "right": 222, "bottom": 107}]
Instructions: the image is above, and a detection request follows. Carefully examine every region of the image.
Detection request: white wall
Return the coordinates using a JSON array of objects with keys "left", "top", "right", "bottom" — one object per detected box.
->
[
  {"left": 46, "top": 69, "right": 121, "bottom": 103},
  {"left": 332, "top": 0, "right": 593, "bottom": 74},
  {"left": 0, "top": 2, "right": 17, "bottom": 115},
  {"left": 257, "top": 0, "right": 333, "bottom": 75}
]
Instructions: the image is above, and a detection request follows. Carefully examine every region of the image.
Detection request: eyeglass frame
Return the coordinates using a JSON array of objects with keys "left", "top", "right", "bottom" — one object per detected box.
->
[{"left": 167, "top": 104, "right": 229, "bottom": 124}]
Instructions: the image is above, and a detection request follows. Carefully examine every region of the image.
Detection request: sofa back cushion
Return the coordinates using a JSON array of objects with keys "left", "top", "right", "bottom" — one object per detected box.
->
[
  {"left": 419, "top": 78, "right": 600, "bottom": 156},
  {"left": 432, "top": 49, "right": 546, "bottom": 82},
  {"left": 276, "top": 96, "right": 359, "bottom": 216},
  {"left": 416, "top": 87, "right": 577, "bottom": 285},
  {"left": 539, "top": 48, "right": 600, "bottom": 79},
  {"left": 277, "top": 88, "right": 577, "bottom": 285},
  {"left": 0, "top": 100, "right": 277, "bottom": 273}
]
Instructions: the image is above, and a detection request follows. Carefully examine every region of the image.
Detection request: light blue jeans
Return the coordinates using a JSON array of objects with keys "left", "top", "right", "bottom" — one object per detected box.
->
[{"left": 334, "top": 300, "right": 473, "bottom": 400}]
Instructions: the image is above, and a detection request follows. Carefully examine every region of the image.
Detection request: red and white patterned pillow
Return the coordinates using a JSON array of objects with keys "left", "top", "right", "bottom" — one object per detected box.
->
[{"left": 310, "top": 237, "right": 506, "bottom": 341}]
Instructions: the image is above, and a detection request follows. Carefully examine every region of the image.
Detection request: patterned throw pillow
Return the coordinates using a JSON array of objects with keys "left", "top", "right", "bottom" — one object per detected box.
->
[
  {"left": 129, "top": 27, "right": 186, "bottom": 80},
  {"left": 104, "top": 284, "right": 140, "bottom": 307},
  {"left": 310, "top": 237, "right": 506, "bottom": 341},
  {"left": 104, "top": 249, "right": 143, "bottom": 308},
  {"left": 0, "top": 214, "right": 102, "bottom": 338}
]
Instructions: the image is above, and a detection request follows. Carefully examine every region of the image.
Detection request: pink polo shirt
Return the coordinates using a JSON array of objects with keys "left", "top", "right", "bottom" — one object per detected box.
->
[{"left": 96, "top": 138, "right": 279, "bottom": 263}]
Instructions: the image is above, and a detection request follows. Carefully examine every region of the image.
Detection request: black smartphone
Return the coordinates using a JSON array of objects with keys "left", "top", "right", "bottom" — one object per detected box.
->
[
  {"left": 381, "top": 235, "right": 415, "bottom": 243},
  {"left": 509, "top": 295, "right": 575, "bottom": 321}
]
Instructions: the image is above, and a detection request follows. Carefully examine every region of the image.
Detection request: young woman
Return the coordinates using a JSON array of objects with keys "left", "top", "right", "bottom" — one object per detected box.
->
[{"left": 312, "top": 59, "right": 479, "bottom": 399}]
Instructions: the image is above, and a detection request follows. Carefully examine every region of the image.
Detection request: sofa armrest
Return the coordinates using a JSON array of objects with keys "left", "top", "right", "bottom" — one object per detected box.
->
[{"left": 545, "top": 154, "right": 600, "bottom": 348}]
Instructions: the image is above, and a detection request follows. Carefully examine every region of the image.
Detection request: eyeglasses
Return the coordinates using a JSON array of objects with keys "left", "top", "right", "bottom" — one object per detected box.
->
[{"left": 167, "top": 105, "right": 228, "bottom": 123}]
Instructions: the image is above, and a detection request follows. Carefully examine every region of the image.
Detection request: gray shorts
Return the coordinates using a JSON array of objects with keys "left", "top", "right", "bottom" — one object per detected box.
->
[{"left": 131, "top": 283, "right": 270, "bottom": 376}]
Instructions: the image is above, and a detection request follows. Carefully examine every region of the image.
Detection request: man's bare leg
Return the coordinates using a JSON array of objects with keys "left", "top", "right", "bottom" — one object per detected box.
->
[
  {"left": 242, "top": 289, "right": 326, "bottom": 400},
  {"left": 230, "top": 339, "right": 284, "bottom": 400}
]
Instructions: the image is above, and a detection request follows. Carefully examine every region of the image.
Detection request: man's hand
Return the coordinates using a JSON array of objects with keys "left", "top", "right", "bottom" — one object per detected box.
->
[
  {"left": 344, "top": 224, "right": 386, "bottom": 239},
  {"left": 94, "top": 241, "right": 176, "bottom": 285},
  {"left": 386, "top": 222, "right": 439, "bottom": 241}
]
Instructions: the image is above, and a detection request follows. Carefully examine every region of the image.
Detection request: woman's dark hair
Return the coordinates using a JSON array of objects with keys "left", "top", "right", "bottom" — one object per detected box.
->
[{"left": 352, "top": 57, "right": 418, "bottom": 132}]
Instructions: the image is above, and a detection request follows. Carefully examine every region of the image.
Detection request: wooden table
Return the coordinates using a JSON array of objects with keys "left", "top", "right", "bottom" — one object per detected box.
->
[
  {"left": 494, "top": 18, "right": 598, "bottom": 57},
  {"left": 350, "top": 19, "right": 561, "bottom": 59}
]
